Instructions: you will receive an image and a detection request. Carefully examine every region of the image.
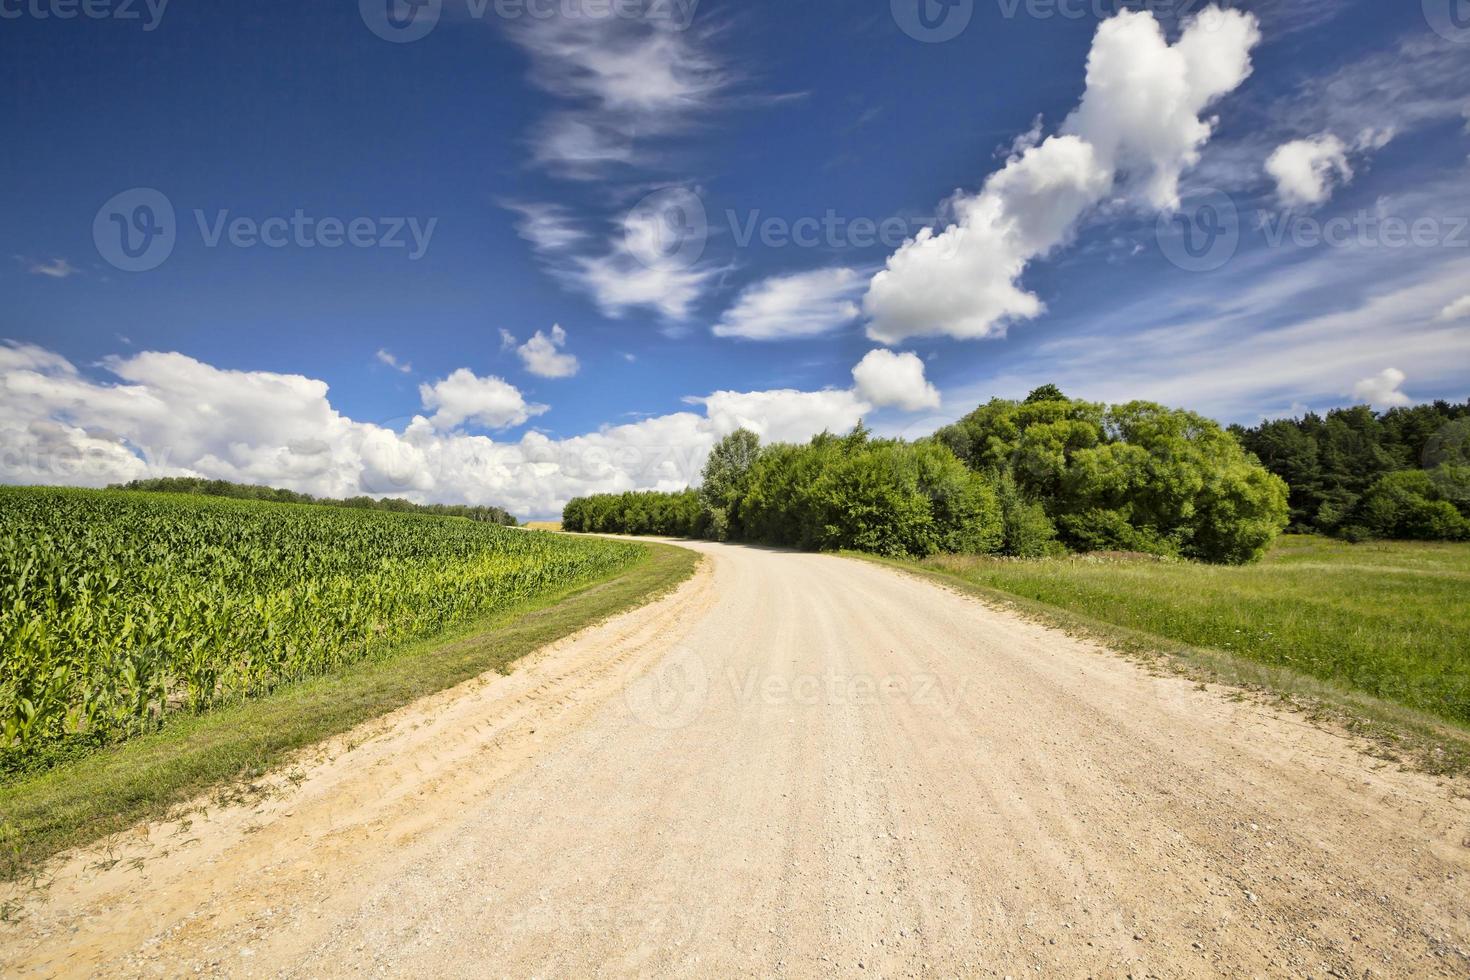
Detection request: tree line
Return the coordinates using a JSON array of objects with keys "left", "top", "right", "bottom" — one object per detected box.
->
[
  {"left": 563, "top": 427, "right": 1001, "bottom": 558},
  {"left": 108, "top": 477, "right": 519, "bottom": 526},
  {"left": 1231, "top": 401, "right": 1470, "bottom": 542},
  {"left": 564, "top": 387, "right": 1294, "bottom": 564}
]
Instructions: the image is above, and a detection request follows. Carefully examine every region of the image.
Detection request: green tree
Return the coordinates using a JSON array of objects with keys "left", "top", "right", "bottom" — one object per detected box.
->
[
  {"left": 699, "top": 429, "right": 762, "bottom": 540},
  {"left": 571, "top": 427, "right": 1004, "bottom": 559},
  {"left": 1234, "top": 399, "right": 1470, "bottom": 540},
  {"left": 1230, "top": 419, "right": 1321, "bottom": 531},
  {"left": 1024, "top": 383, "right": 1067, "bottom": 404},
  {"left": 937, "top": 395, "right": 1288, "bottom": 563},
  {"left": 992, "top": 470, "right": 1061, "bottom": 558},
  {"left": 1354, "top": 467, "right": 1470, "bottom": 541}
]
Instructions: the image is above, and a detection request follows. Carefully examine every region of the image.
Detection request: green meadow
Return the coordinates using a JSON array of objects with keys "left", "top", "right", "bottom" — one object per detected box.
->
[{"left": 910, "top": 535, "right": 1470, "bottom": 729}]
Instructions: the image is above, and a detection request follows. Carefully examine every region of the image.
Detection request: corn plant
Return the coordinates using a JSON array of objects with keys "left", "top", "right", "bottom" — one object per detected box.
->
[{"left": 0, "top": 487, "right": 641, "bottom": 771}]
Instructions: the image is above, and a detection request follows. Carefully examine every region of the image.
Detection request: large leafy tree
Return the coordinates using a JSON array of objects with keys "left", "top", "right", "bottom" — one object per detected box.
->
[
  {"left": 936, "top": 388, "right": 1289, "bottom": 563},
  {"left": 699, "top": 429, "right": 762, "bottom": 540}
]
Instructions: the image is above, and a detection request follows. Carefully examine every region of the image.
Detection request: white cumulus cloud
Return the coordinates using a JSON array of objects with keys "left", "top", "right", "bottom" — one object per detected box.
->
[
  {"left": 863, "top": 6, "right": 1260, "bottom": 345},
  {"left": 851, "top": 349, "right": 941, "bottom": 412},
  {"left": 516, "top": 325, "right": 580, "bottom": 379},
  {"left": 1265, "top": 134, "right": 1352, "bottom": 207},
  {"left": 1060, "top": 7, "right": 1260, "bottom": 211},
  {"left": 419, "top": 369, "right": 548, "bottom": 431},
  {"left": 0, "top": 343, "right": 911, "bottom": 519},
  {"left": 1351, "top": 367, "right": 1411, "bottom": 409},
  {"left": 698, "top": 387, "right": 870, "bottom": 443},
  {"left": 713, "top": 268, "right": 865, "bottom": 340},
  {"left": 1437, "top": 295, "right": 1470, "bottom": 322}
]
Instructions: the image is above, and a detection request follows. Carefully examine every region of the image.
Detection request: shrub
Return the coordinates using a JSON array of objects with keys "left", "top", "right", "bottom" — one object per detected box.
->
[
  {"left": 562, "top": 489, "right": 705, "bottom": 537},
  {"left": 1354, "top": 468, "right": 1470, "bottom": 541},
  {"left": 994, "top": 471, "right": 1062, "bottom": 558}
]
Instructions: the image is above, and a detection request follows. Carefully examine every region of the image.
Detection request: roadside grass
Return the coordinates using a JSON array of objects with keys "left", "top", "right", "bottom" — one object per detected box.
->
[
  {"left": 860, "top": 535, "right": 1470, "bottom": 775},
  {"left": 0, "top": 542, "right": 698, "bottom": 881}
]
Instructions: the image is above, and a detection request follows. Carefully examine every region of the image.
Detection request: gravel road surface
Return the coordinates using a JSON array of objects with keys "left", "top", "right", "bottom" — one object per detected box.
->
[{"left": 5, "top": 541, "right": 1469, "bottom": 977}]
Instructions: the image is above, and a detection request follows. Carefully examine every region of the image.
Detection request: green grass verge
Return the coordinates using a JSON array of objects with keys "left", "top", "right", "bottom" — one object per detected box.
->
[
  {"left": 0, "top": 542, "right": 698, "bottom": 879},
  {"left": 856, "top": 535, "right": 1470, "bottom": 776}
]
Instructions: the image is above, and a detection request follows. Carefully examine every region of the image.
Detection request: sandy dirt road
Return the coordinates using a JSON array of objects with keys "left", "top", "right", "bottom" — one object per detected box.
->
[{"left": 4, "top": 540, "right": 1470, "bottom": 977}]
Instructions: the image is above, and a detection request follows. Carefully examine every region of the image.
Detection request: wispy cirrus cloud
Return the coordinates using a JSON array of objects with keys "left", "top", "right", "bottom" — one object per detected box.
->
[
  {"left": 564, "top": 245, "right": 716, "bottom": 323},
  {"left": 713, "top": 267, "right": 866, "bottom": 341},
  {"left": 1234, "top": 0, "right": 1345, "bottom": 35},
  {"left": 19, "top": 256, "right": 81, "bottom": 279},
  {"left": 510, "top": 187, "right": 719, "bottom": 324},
  {"left": 501, "top": 201, "right": 588, "bottom": 254},
  {"left": 508, "top": 10, "right": 733, "bottom": 179},
  {"left": 942, "top": 237, "right": 1470, "bottom": 423},
  {"left": 1275, "top": 33, "right": 1470, "bottom": 142},
  {"left": 499, "top": 8, "right": 769, "bottom": 323},
  {"left": 375, "top": 349, "right": 413, "bottom": 374}
]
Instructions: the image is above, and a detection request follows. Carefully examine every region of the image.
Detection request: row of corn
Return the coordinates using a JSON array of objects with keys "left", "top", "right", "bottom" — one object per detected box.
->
[{"left": 0, "top": 487, "right": 641, "bottom": 766}]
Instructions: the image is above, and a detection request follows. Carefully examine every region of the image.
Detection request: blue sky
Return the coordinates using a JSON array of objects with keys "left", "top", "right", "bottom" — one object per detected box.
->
[{"left": 3, "top": 0, "right": 1469, "bottom": 516}]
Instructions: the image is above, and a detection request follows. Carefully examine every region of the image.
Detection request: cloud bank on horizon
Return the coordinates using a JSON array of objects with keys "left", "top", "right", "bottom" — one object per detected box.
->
[{"left": 0, "top": 340, "right": 941, "bottom": 518}]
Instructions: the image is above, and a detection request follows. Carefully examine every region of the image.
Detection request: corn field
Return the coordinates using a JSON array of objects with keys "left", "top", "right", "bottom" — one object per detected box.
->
[{"left": 0, "top": 487, "right": 642, "bottom": 770}]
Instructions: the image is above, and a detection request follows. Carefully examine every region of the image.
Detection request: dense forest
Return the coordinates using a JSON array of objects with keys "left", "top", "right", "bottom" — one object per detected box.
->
[
  {"left": 564, "top": 388, "right": 1293, "bottom": 564},
  {"left": 1231, "top": 402, "right": 1470, "bottom": 541},
  {"left": 108, "top": 477, "right": 519, "bottom": 526}
]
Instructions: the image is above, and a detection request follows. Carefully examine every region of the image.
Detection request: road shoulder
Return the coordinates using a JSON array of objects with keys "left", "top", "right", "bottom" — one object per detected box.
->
[{"left": 852, "top": 551, "right": 1470, "bottom": 781}]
